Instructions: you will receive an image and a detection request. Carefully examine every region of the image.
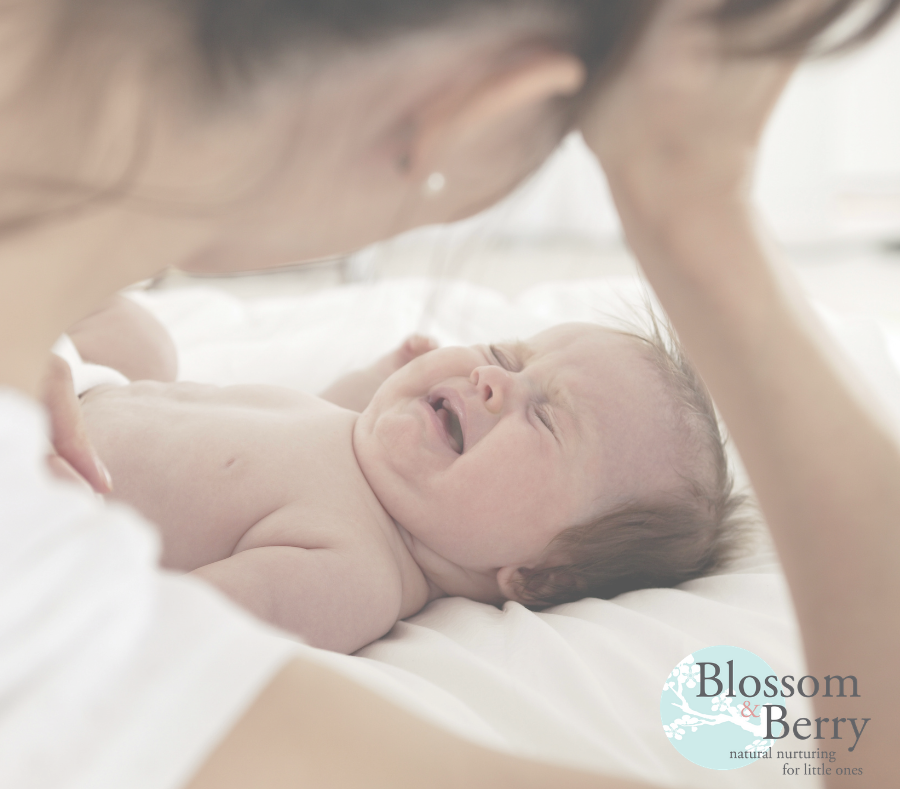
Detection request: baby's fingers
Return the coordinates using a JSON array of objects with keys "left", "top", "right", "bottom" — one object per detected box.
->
[{"left": 399, "top": 335, "right": 438, "bottom": 363}]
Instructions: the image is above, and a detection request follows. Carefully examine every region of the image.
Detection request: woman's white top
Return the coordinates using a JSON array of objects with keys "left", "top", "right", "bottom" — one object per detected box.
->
[{"left": 0, "top": 389, "right": 302, "bottom": 789}]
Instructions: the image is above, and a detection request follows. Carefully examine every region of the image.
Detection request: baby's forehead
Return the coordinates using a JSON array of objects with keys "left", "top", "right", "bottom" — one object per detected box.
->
[
  {"left": 478, "top": 325, "right": 655, "bottom": 405},
  {"left": 514, "top": 325, "right": 689, "bottom": 507},
  {"left": 477, "top": 323, "right": 661, "bottom": 409},
  {"left": 527, "top": 323, "right": 649, "bottom": 366}
]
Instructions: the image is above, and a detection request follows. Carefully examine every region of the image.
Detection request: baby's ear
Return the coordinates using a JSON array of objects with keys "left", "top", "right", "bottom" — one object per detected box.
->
[{"left": 496, "top": 564, "right": 530, "bottom": 604}]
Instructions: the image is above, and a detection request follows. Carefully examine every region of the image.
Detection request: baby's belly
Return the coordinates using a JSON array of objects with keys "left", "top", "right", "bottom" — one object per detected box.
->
[{"left": 81, "top": 381, "right": 336, "bottom": 571}]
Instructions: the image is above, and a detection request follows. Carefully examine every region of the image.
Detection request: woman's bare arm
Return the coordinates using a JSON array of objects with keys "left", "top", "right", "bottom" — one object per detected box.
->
[
  {"left": 187, "top": 656, "right": 648, "bottom": 789},
  {"left": 615, "top": 196, "right": 899, "bottom": 786},
  {"left": 582, "top": 1, "right": 900, "bottom": 785}
]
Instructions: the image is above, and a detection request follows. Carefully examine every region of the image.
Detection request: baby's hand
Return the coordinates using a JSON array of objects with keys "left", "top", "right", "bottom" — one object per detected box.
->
[
  {"left": 320, "top": 335, "right": 438, "bottom": 413},
  {"left": 372, "top": 335, "right": 438, "bottom": 380}
]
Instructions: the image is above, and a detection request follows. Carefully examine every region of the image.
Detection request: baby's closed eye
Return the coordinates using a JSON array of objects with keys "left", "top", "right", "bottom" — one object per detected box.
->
[{"left": 533, "top": 404, "right": 555, "bottom": 435}]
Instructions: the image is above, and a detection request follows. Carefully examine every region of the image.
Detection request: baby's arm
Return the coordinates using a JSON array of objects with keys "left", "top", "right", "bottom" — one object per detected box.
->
[
  {"left": 68, "top": 294, "right": 178, "bottom": 383},
  {"left": 320, "top": 335, "right": 435, "bottom": 412}
]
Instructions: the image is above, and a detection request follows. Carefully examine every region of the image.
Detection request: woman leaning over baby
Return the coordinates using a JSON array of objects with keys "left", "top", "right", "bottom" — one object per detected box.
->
[{"left": 1, "top": 0, "right": 898, "bottom": 787}]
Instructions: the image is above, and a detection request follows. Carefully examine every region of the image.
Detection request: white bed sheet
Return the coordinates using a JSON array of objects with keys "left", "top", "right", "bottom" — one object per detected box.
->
[{"left": 129, "top": 276, "right": 900, "bottom": 788}]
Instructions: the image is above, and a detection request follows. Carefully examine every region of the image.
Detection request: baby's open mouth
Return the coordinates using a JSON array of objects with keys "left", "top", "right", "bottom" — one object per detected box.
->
[{"left": 430, "top": 398, "right": 464, "bottom": 454}]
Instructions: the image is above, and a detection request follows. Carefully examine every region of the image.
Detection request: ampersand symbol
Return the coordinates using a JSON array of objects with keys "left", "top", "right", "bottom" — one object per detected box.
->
[{"left": 741, "top": 701, "right": 760, "bottom": 718}]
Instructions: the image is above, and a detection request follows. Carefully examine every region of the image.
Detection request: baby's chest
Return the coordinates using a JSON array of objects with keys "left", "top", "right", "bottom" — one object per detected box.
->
[
  {"left": 188, "top": 407, "right": 378, "bottom": 544},
  {"left": 171, "top": 415, "right": 387, "bottom": 570},
  {"left": 88, "top": 388, "right": 377, "bottom": 568},
  {"left": 241, "top": 418, "right": 383, "bottom": 539}
]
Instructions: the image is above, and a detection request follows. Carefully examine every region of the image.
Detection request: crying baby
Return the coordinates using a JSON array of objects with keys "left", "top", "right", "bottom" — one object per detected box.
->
[{"left": 78, "top": 302, "right": 743, "bottom": 654}]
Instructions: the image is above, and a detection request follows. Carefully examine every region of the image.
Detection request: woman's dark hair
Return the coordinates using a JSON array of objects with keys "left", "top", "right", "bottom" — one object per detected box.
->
[
  {"left": 715, "top": 0, "right": 900, "bottom": 53},
  {"left": 182, "top": 0, "right": 655, "bottom": 88},
  {"left": 181, "top": 0, "right": 900, "bottom": 87}
]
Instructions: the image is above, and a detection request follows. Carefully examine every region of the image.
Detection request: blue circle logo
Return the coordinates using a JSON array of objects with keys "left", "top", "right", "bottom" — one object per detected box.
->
[{"left": 660, "top": 645, "right": 778, "bottom": 770}]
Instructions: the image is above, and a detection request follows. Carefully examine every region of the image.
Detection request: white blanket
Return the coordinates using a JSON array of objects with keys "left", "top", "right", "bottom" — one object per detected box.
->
[{"left": 129, "top": 276, "right": 900, "bottom": 788}]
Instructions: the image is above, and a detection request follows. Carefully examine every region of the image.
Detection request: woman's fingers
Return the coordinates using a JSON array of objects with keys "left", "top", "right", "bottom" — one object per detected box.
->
[
  {"left": 41, "top": 354, "right": 113, "bottom": 494},
  {"left": 46, "top": 453, "right": 96, "bottom": 493},
  {"left": 581, "top": 0, "right": 800, "bottom": 212}
]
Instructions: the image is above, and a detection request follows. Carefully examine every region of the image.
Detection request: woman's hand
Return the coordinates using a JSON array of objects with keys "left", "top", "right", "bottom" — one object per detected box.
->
[
  {"left": 41, "top": 354, "right": 112, "bottom": 494},
  {"left": 580, "top": 0, "right": 803, "bottom": 223}
]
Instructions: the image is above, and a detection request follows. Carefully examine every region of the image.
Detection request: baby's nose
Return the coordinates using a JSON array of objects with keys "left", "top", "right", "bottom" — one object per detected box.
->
[{"left": 471, "top": 366, "right": 509, "bottom": 414}]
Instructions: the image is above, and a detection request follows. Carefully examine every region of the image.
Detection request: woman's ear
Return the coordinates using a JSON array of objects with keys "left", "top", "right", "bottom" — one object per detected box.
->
[{"left": 407, "top": 49, "right": 586, "bottom": 178}]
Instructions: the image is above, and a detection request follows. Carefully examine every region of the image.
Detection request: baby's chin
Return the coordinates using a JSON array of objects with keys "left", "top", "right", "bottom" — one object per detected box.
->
[
  {"left": 350, "top": 406, "right": 398, "bottom": 487},
  {"left": 350, "top": 407, "right": 374, "bottom": 453}
]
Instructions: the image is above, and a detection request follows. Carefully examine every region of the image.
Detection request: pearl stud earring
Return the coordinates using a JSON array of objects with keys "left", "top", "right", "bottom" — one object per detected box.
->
[{"left": 424, "top": 172, "right": 446, "bottom": 195}]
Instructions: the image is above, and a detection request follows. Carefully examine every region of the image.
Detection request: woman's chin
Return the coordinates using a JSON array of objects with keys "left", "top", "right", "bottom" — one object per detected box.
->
[{"left": 176, "top": 246, "right": 297, "bottom": 276}]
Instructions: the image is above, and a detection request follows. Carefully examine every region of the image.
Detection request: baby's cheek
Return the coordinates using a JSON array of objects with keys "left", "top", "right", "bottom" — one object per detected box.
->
[{"left": 481, "top": 463, "right": 556, "bottom": 521}]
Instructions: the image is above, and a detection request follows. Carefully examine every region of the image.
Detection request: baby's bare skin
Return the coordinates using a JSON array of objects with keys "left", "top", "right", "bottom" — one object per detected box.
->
[
  {"left": 82, "top": 379, "right": 434, "bottom": 655},
  {"left": 77, "top": 309, "right": 680, "bottom": 656}
]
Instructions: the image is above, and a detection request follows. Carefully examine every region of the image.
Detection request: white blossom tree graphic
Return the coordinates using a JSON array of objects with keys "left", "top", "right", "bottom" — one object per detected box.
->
[{"left": 661, "top": 654, "right": 774, "bottom": 753}]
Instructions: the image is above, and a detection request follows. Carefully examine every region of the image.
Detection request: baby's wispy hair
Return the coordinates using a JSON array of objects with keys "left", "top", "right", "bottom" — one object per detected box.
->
[{"left": 515, "top": 300, "right": 753, "bottom": 607}]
